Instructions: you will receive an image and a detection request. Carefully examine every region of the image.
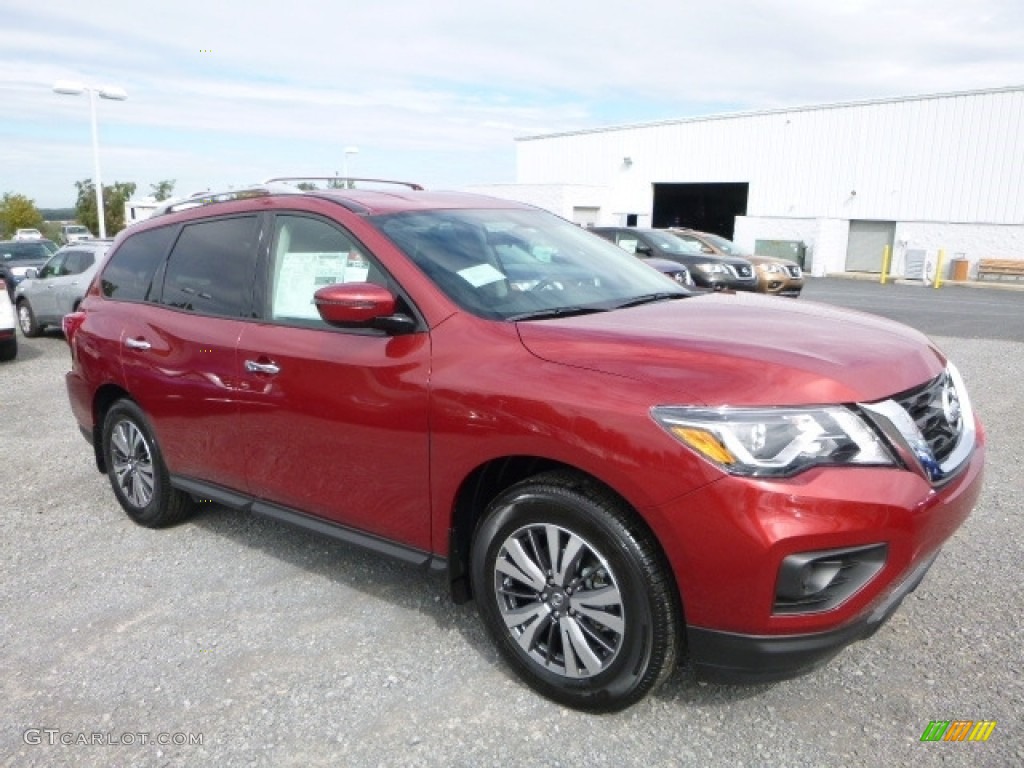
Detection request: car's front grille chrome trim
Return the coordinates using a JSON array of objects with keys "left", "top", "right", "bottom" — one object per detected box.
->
[{"left": 859, "top": 363, "right": 976, "bottom": 485}]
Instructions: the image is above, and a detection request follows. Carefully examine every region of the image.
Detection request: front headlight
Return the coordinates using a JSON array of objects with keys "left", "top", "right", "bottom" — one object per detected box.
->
[
  {"left": 760, "top": 263, "right": 785, "bottom": 274},
  {"left": 651, "top": 405, "right": 896, "bottom": 477},
  {"left": 694, "top": 262, "right": 728, "bottom": 274}
]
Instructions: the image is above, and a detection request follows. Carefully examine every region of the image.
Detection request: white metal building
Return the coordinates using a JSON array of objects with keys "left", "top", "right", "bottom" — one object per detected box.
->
[{"left": 471, "top": 86, "right": 1024, "bottom": 278}]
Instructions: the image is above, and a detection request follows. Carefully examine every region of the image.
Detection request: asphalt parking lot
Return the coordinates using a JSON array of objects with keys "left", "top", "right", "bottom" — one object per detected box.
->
[{"left": 2, "top": 279, "right": 1022, "bottom": 767}]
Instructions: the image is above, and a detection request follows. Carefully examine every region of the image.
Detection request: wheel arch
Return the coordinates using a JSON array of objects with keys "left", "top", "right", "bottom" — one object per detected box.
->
[
  {"left": 90, "top": 383, "right": 133, "bottom": 473},
  {"left": 446, "top": 457, "right": 683, "bottom": 625}
]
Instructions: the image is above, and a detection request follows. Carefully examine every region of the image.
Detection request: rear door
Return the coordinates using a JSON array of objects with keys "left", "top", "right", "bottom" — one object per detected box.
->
[
  {"left": 235, "top": 212, "right": 431, "bottom": 551},
  {"left": 119, "top": 215, "right": 261, "bottom": 493}
]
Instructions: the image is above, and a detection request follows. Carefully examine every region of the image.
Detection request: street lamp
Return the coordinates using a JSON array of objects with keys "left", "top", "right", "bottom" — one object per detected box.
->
[
  {"left": 342, "top": 146, "right": 359, "bottom": 187},
  {"left": 53, "top": 80, "right": 128, "bottom": 239}
]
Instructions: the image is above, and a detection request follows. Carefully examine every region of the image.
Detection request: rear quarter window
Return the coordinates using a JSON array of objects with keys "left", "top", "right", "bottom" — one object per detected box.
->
[{"left": 101, "top": 226, "right": 178, "bottom": 301}]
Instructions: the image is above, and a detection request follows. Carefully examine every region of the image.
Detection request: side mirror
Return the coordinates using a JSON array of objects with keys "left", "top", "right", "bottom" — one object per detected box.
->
[
  {"left": 25, "top": 267, "right": 38, "bottom": 279},
  {"left": 313, "top": 283, "right": 415, "bottom": 334}
]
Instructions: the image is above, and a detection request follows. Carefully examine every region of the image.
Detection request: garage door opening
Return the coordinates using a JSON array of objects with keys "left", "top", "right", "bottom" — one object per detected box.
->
[{"left": 652, "top": 183, "right": 749, "bottom": 238}]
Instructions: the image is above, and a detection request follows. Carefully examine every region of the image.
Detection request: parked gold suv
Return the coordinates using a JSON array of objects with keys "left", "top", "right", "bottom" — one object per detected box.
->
[{"left": 670, "top": 228, "right": 804, "bottom": 297}]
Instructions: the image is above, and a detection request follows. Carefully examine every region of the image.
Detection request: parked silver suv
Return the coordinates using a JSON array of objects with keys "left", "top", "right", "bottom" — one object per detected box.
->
[
  {"left": 59, "top": 224, "right": 95, "bottom": 245},
  {"left": 14, "top": 240, "right": 112, "bottom": 336}
]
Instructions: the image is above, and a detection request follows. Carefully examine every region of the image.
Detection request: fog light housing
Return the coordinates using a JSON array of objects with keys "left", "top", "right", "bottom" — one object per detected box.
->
[{"left": 774, "top": 544, "right": 887, "bottom": 614}]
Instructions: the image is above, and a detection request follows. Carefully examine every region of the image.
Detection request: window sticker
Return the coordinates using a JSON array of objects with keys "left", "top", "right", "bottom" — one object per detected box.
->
[
  {"left": 457, "top": 263, "right": 506, "bottom": 287},
  {"left": 274, "top": 251, "right": 348, "bottom": 319}
]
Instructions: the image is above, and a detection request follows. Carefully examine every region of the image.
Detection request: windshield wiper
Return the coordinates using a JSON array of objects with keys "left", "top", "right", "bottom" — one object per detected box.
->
[
  {"left": 507, "top": 305, "right": 608, "bottom": 322},
  {"left": 612, "top": 292, "right": 689, "bottom": 310}
]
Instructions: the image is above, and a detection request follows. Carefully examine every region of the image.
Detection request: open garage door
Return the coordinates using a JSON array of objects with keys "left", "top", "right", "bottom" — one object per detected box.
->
[{"left": 652, "top": 183, "right": 749, "bottom": 238}]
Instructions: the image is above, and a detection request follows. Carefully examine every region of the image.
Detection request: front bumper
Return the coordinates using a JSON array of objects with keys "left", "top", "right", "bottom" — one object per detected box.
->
[
  {"left": 643, "top": 416, "right": 984, "bottom": 681},
  {"left": 688, "top": 548, "right": 938, "bottom": 682},
  {"left": 757, "top": 275, "right": 804, "bottom": 296}
]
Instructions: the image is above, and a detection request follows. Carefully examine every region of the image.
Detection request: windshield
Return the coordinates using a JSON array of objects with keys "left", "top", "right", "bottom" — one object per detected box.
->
[
  {"left": 0, "top": 242, "right": 53, "bottom": 261},
  {"left": 644, "top": 231, "right": 704, "bottom": 255},
  {"left": 374, "top": 209, "right": 690, "bottom": 320},
  {"left": 703, "top": 233, "right": 749, "bottom": 257},
  {"left": 66, "top": 226, "right": 89, "bottom": 234}
]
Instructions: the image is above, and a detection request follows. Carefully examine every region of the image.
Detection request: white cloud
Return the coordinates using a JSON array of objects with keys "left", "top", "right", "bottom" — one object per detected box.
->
[{"left": 2, "top": 0, "right": 1021, "bottom": 206}]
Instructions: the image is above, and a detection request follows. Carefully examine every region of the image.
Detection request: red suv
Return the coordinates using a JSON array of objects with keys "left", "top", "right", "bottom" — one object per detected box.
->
[{"left": 63, "top": 183, "right": 985, "bottom": 712}]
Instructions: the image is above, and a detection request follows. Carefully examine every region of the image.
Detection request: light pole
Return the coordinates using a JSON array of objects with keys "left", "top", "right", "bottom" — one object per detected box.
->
[
  {"left": 53, "top": 80, "right": 128, "bottom": 239},
  {"left": 342, "top": 146, "right": 359, "bottom": 187}
]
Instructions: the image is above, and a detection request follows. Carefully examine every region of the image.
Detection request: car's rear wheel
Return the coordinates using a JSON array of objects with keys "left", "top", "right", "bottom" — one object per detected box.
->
[
  {"left": 102, "top": 400, "right": 193, "bottom": 527},
  {"left": 471, "top": 471, "right": 679, "bottom": 712},
  {"left": 17, "top": 300, "right": 41, "bottom": 337}
]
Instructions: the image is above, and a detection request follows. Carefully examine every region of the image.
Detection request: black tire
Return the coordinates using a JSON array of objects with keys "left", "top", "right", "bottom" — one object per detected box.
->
[
  {"left": 471, "top": 471, "right": 680, "bottom": 712},
  {"left": 0, "top": 336, "right": 16, "bottom": 362},
  {"left": 101, "top": 400, "right": 193, "bottom": 527},
  {"left": 16, "top": 299, "right": 41, "bottom": 337}
]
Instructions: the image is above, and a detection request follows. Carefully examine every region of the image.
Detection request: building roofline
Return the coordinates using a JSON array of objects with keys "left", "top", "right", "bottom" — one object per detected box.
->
[{"left": 516, "top": 84, "right": 1024, "bottom": 142}]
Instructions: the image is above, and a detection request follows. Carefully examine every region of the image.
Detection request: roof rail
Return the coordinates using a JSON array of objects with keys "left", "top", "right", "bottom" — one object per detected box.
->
[
  {"left": 150, "top": 183, "right": 301, "bottom": 218},
  {"left": 149, "top": 176, "right": 425, "bottom": 219},
  {"left": 263, "top": 176, "right": 425, "bottom": 191}
]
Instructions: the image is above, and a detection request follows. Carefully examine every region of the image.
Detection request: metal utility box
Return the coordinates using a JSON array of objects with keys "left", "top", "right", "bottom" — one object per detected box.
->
[{"left": 755, "top": 239, "right": 807, "bottom": 268}]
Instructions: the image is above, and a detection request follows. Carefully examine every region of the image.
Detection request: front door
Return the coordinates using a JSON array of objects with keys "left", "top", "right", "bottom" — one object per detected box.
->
[{"left": 236, "top": 213, "right": 432, "bottom": 551}]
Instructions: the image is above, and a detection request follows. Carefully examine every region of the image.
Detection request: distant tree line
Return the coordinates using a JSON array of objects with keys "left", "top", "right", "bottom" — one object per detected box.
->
[{"left": 0, "top": 180, "right": 175, "bottom": 240}]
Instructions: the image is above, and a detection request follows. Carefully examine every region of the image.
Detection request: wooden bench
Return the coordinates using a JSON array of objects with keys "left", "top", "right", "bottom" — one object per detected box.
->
[{"left": 977, "top": 259, "right": 1024, "bottom": 281}]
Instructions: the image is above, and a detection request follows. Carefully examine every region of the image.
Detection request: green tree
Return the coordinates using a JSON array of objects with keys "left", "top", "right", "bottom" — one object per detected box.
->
[
  {"left": 0, "top": 192, "right": 44, "bottom": 238},
  {"left": 150, "top": 179, "right": 176, "bottom": 201},
  {"left": 75, "top": 179, "right": 138, "bottom": 237}
]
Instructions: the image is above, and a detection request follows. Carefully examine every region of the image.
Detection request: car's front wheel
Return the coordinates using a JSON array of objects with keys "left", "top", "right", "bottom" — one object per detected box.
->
[
  {"left": 471, "top": 471, "right": 680, "bottom": 712},
  {"left": 102, "top": 400, "right": 193, "bottom": 527},
  {"left": 17, "top": 300, "right": 41, "bottom": 337}
]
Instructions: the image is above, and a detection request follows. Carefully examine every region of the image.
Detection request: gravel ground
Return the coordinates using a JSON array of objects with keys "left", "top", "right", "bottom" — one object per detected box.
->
[{"left": 1, "top": 329, "right": 1021, "bottom": 768}]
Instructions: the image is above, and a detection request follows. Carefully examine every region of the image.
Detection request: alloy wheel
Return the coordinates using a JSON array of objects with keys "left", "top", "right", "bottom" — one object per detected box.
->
[{"left": 493, "top": 523, "right": 624, "bottom": 678}]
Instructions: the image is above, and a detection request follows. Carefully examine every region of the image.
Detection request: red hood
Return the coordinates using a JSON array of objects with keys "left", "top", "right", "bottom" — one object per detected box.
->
[{"left": 516, "top": 292, "right": 946, "bottom": 406}]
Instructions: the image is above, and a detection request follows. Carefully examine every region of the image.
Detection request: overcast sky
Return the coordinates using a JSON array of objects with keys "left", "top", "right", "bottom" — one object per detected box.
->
[{"left": 2, "top": 0, "right": 1022, "bottom": 207}]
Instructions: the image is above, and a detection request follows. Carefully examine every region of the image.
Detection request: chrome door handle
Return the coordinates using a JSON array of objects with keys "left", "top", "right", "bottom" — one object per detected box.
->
[
  {"left": 245, "top": 360, "right": 281, "bottom": 375},
  {"left": 124, "top": 338, "right": 151, "bottom": 350}
]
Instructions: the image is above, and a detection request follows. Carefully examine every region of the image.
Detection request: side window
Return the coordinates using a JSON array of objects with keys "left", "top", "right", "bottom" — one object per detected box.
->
[
  {"left": 102, "top": 226, "right": 177, "bottom": 301},
  {"left": 267, "top": 215, "right": 381, "bottom": 326},
  {"left": 38, "top": 253, "right": 67, "bottom": 279},
  {"left": 64, "top": 251, "right": 95, "bottom": 275},
  {"left": 161, "top": 216, "right": 260, "bottom": 317}
]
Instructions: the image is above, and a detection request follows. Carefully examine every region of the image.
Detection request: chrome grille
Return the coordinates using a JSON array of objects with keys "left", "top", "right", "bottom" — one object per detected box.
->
[
  {"left": 859, "top": 363, "right": 975, "bottom": 485},
  {"left": 735, "top": 264, "right": 754, "bottom": 279},
  {"left": 894, "top": 371, "right": 961, "bottom": 464},
  {"left": 786, "top": 265, "right": 802, "bottom": 278}
]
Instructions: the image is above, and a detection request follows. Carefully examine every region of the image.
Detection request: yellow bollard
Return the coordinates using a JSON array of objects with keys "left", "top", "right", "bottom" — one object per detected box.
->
[
  {"left": 880, "top": 245, "right": 891, "bottom": 285},
  {"left": 934, "top": 249, "right": 945, "bottom": 289}
]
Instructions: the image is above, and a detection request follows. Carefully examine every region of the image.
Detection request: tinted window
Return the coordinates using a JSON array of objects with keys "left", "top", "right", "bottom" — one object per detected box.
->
[
  {"left": 161, "top": 216, "right": 259, "bottom": 317},
  {"left": 267, "top": 215, "right": 384, "bottom": 327},
  {"left": 102, "top": 226, "right": 177, "bottom": 301},
  {"left": 64, "top": 250, "right": 96, "bottom": 275}
]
